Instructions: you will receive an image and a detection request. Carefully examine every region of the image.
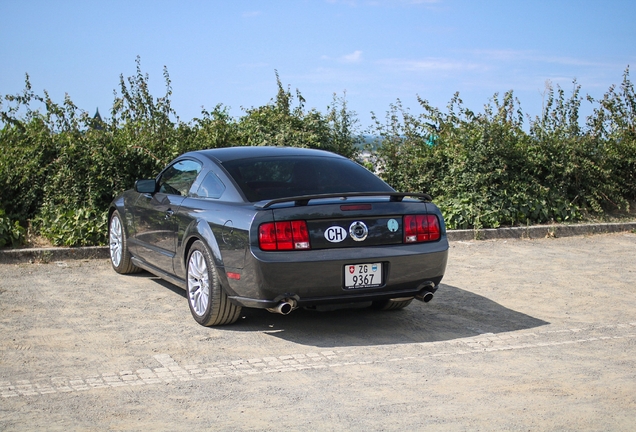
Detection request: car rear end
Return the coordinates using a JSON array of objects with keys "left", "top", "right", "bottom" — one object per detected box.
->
[
  {"left": 215, "top": 149, "right": 448, "bottom": 311},
  {"left": 229, "top": 197, "right": 448, "bottom": 310}
]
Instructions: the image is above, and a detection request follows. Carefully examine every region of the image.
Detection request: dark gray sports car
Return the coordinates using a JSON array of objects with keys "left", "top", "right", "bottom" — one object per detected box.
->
[{"left": 108, "top": 146, "right": 448, "bottom": 326}]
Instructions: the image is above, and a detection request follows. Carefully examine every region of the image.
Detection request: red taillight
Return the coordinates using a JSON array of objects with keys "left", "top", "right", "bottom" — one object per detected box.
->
[
  {"left": 291, "top": 220, "right": 310, "bottom": 249},
  {"left": 275, "top": 221, "right": 293, "bottom": 250},
  {"left": 404, "top": 214, "right": 440, "bottom": 243},
  {"left": 259, "top": 223, "right": 278, "bottom": 250},
  {"left": 259, "top": 221, "right": 311, "bottom": 251}
]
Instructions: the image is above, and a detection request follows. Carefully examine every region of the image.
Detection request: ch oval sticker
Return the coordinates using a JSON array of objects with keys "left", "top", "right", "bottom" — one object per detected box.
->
[{"left": 324, "top": 226, "right": 347, "bottom": 243}]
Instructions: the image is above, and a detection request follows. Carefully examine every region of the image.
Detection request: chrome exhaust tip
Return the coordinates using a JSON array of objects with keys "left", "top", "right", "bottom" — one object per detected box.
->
[
  {"left": 267, "top": 299, "right": 297, "bottom": 315},
  {"left": 416, "top": 292, "right": 434, "bottom": 303},
  {"left": 415, "top": 281, "right": 436, "bottom": 303}
]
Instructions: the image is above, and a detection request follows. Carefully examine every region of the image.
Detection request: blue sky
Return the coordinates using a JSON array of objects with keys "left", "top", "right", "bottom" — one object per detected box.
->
[{"left": 1, "top": 0, "right": 634, "bottom": 130}]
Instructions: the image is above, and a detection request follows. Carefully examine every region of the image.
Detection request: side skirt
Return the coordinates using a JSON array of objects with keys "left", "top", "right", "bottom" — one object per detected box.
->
[{"left": 131, "top": 257, "right": 187, "bottom": 289}]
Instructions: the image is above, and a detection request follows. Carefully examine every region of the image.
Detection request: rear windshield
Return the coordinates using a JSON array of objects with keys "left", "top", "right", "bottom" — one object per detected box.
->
[{"left": 221, "top": 156, "right": 394, "bottom": 202}]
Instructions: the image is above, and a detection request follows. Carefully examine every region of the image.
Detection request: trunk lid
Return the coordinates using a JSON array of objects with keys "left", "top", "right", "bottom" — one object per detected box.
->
[{"left": 266, "top": 198, "right": 431, "bottom": 250}]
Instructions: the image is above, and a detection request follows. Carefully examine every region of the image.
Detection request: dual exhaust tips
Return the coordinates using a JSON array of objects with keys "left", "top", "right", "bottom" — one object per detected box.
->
[{"left": 266, "top": 285, "right": 436, "bottom": 315}]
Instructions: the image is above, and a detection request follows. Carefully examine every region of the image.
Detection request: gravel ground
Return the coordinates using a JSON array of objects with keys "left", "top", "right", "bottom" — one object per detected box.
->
[{"left": 1, "top": 233, "right": 635, "bottom": 431}]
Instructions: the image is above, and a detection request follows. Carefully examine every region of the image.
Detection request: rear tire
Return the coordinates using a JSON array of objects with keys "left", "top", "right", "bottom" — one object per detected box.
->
[
  {"left": 109, "top": 210, "right": 141, "bottom": 274},
  {"left": 186, "top": 240, "right": 242, "bottom": 326},
  {"left": 371, "top": 298, "right": 414, "bottom": 311}
]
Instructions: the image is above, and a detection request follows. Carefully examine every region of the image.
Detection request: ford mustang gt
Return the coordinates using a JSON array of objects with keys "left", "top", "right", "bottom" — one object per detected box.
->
[{"left": 108, "top": 146, "right": 448, "bottom": 326}]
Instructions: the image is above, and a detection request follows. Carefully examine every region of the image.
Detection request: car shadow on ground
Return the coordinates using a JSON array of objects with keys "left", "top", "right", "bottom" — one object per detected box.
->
[
  {"left": 131, "top": 271, "right": 188, "bottom": 298},
  {"left": 226, "top": 283, "right": 549, "bottom": 348}
]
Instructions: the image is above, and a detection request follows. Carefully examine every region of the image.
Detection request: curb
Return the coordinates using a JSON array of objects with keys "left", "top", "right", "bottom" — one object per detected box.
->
[
  {"left": 446, "top": 221, "right": 636, "bottom": 242},
  {"left": 0, "top": 246, "right": 109, "bottom": 264},
  {"left": 1, "top": 222, "right": 635, "bottom": 264}
]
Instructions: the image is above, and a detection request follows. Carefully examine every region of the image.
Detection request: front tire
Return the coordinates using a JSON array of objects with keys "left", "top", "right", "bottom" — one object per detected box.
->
[
  {"left": 109, "top": 210, "right": 141, "bottom": 274},
  {"left": 186, "top": 240, "right": 242, "bottom": 326}
]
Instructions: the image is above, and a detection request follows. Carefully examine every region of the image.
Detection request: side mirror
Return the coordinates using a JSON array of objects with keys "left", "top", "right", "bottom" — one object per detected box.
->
[{"left": 135, "top": 179, "right": 157, "bottom": 194}]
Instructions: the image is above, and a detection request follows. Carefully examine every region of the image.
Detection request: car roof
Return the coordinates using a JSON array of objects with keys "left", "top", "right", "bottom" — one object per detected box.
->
[{"left": 189, "top": 146, "right": 345, "bottom": 163}]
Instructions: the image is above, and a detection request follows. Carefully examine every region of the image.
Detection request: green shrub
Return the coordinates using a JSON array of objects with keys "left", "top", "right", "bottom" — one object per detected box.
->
[
  {"left": 370, "top": 69, "right": 635, "bottom": 229},
  {"left": 32, "top": 207, "right": 107, "bottom": 247},
  {"left": 0, "top": 209, "right": 26, "bottom": 247},
  {"left": 0, "top": 60, "right": 363, "bottom": 246},
  {"left": 236, "top": 72, "right": 360, "bottom": 159},
  {"left": 1, "top": 59, "right": 634, "bottom": 245}
]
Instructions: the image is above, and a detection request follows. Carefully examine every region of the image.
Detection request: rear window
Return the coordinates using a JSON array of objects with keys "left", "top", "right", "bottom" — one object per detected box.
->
[{"left": 222, "top": 156, "right": 393, "bottom": 202}]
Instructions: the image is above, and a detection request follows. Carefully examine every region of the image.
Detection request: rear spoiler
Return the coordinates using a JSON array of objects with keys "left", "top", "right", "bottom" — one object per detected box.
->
[{"left": 255, "top": 192, "right": 433, "bottom": 209}]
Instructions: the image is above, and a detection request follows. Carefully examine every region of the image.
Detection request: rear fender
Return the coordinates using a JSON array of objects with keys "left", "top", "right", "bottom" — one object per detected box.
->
[{"left": 179, "top": 219, "right": 237, "bottom": 295}]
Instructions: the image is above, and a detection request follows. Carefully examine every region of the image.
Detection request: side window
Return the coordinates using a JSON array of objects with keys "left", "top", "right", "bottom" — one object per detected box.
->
[
  {"left": 194, "top": 171, "right": 226, "bottom": 199},
  {"left": 158, "top": 160, "right": 202, "bottom": 196}
]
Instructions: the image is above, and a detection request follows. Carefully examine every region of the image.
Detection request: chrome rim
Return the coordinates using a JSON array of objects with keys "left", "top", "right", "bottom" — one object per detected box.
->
[
  {"left": 188, "top": 250, "right": 210, "bottom": 317},
  {"left": 109, "top": 215, "right": 123, "bottom": 267}
]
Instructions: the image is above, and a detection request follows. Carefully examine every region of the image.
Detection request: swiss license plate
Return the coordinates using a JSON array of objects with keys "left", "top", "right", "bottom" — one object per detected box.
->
[{"left": 344, "top": 263, "right": 383, "bottom": 289}]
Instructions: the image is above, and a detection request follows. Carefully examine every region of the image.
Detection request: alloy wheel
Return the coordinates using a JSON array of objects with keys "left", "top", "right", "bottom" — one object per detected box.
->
[
  {"left": 109, "top": 215, "right": 123, "bottom": 267},
  {"left": 188, "top": 250, "right": 210, "bottom": 316}
]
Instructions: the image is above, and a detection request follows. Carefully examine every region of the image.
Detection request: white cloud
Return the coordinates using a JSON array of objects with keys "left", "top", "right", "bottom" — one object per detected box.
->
[
  {"left": 377, "top": 57, "right": 483, "bottom": 72},
  {"left": 242, "top": 11, "right": 262, "bottom": 18},
  {"left": 471, "top": 49, "right": 620, "bottom": 68},
  {"left": 342, "top": 50, "right": 363, "bottom": 63},
  {"left": 321, "top": 51, "right": 364, "bottom": 64}
]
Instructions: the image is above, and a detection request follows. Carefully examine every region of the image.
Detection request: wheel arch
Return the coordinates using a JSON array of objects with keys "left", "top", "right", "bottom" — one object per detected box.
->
[
  {"left": 107, "top": 198, "right": 142, "bottom": 274},
  {"left": 180, "top": 219, "right": 232, "bottom": 292},
  {"left": 108, "top": 196, "right": 131, "bottom": 237}
]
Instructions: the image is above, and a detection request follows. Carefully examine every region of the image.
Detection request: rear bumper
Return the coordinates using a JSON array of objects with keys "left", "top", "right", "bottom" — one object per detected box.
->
[
  {"left": 225, "top": 238, "right": 448, "bottom": 308},
  {"left": 228, "top": 280, "right": 441, "bottom": 309}
]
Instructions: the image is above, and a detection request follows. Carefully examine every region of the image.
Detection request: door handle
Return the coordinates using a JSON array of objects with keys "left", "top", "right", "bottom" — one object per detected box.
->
[{"left": 165, "top": 209, "right": 174, "bottom": 220}]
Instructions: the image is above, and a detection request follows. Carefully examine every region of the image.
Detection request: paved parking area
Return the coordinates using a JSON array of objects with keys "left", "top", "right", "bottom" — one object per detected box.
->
[{"left": 1, "top": 233, "right": 635, "bottom": 430}]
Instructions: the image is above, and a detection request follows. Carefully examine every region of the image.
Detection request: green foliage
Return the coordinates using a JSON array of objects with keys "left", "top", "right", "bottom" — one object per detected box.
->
[
  {"left": 187, "top": 104, "right": 239, "bottom": 152},
  {"left": 32, "top": 207, "right": 107, "bottom": 247},
  {"left": 236, "top": 72, "right": 360, "bottom": 159},
  {"left": 586, "top": 67, "right": 636, "bottom": 204},
  {"left": 1, "top": 59, "right": 634, "bottom": 244},
  {"left": 0, "top": 209, "right": 26, "bottom": 247},
  {"left": 0, "top": 60, "right": 362, "bottom": 247},
  {"left": 371, "top": 70, "right": 635, "bottom": 229}
]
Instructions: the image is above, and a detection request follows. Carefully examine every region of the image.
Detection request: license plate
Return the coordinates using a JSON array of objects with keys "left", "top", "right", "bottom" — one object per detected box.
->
[{"left": 344, "top": 263, "right": 383, "bottom": 289}]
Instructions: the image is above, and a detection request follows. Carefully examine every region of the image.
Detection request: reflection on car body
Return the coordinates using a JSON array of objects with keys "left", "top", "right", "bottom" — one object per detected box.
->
[{"left": 108, "top": 146, "right": 449, "bottom": 326}]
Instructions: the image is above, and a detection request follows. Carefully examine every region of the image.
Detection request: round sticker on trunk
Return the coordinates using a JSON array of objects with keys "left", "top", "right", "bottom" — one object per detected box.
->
[
  {"left": 324, "top": 226, "right": 347, "bottom": 243},
  {"left": 387, "top": 219, "right": 399, "bottom": 232}
]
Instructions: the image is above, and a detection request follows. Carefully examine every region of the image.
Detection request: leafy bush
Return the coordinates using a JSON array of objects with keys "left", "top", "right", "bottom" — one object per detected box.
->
[
  {"left": 370, "top": 69, "right": 635, "bottom": 229},
  {"left": 0, "top": 59, "right": 362, "bottom": 247},
  {"left": 32, "top": 207, "right": 107, "bottom": 247},
  {"left": 0, "top": 209, "right": 25, "bottom": 247},
  {"left": 1, "top": 59, "right": 634, "bottom": 245},
  {"left": 236, "top": 72, "right": 360, "bottom": 159}
]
